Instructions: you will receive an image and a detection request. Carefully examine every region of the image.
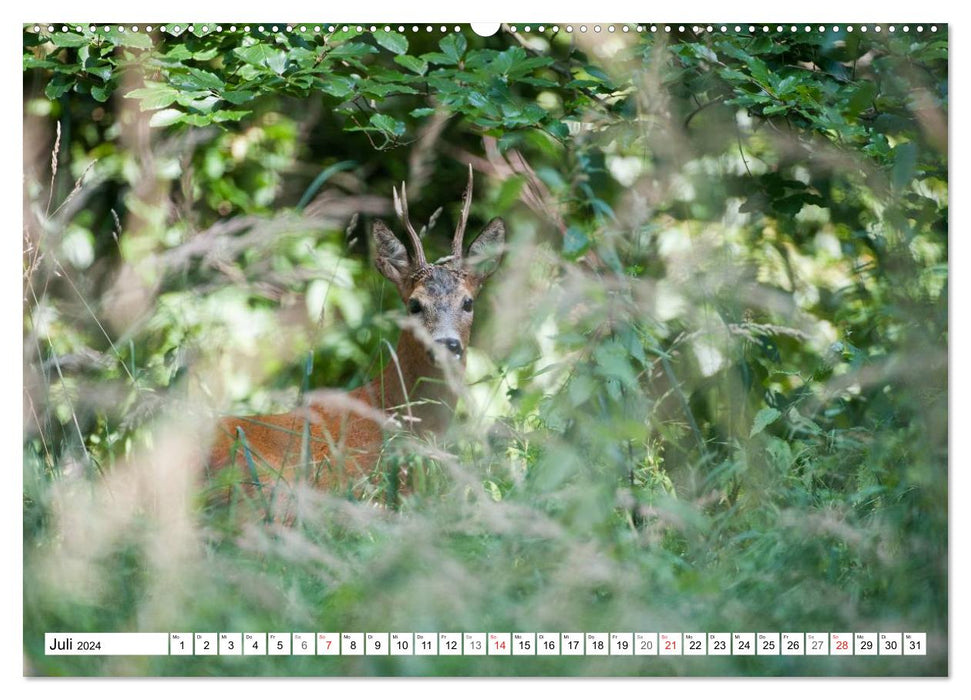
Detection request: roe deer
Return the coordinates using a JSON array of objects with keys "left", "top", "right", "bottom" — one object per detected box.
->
[{"left": 206, "top": 167, "right": 505, "bottom": 505}]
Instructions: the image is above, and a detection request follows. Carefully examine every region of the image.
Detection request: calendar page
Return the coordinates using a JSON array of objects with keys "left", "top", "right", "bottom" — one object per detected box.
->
[{"left": 22, "top": 12, "right": 948, "bottom": 678}]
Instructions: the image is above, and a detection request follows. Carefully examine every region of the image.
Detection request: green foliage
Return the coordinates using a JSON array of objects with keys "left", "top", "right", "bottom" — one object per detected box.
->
[
  {"left": 26, "top": 24, "right": 576, "bottom": 142},
  {"left": 23, "top": 24, "right": 946, "bottom": 676}
]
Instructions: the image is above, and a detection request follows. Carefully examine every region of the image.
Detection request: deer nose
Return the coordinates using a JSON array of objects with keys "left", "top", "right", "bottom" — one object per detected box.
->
[{"left": 436, "top": 337, "right": 464, "bottom": 358}]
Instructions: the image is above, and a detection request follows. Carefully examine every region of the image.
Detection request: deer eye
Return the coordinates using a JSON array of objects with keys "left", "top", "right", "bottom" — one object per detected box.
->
[
  {"left": 408, "top": 298, "right": 423, "bottom": 315},
  {"left": 462, "top": 297, "right": 473, "bottom": 313}
]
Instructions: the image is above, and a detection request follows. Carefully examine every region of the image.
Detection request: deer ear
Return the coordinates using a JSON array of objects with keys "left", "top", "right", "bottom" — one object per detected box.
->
[
  {"left": 465, "top": 218, "right": 505, "bottom": 288},
  {"left": 372, "top": 220, "right": 411, "bottom": 291}
]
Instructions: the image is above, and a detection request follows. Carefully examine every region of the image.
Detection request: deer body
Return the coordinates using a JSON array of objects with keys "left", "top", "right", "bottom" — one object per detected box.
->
[{"left": 206, "top": 169, "right": 504, "bottom": 502}]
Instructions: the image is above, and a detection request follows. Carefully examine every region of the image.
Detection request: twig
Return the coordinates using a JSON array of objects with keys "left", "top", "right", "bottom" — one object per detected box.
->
[{"left": 736, "top": 121, "right": 753, "bottom": 178}]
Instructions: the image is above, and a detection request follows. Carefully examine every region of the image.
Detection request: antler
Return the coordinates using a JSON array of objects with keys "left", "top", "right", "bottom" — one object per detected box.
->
[
  {"left": 392, "top": 181, "right": 428, "bottom": 269},
  {"left": 451, "top": 164, "right": 474, "bottom": 262}
]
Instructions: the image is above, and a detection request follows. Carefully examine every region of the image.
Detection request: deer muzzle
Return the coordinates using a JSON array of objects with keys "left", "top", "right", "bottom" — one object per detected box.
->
[{"left": 429, "top": 337, "right": 464, "bottom": 363}]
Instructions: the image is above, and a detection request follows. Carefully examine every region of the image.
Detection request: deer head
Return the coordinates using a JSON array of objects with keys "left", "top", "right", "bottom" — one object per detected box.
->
[{"left": 372, "top": 166, "right": 505, "bottom": 367}]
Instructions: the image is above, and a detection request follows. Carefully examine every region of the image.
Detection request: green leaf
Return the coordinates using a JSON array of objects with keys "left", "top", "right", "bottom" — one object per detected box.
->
[
  {"left": 328, "top": 41, "right": 376, "bottom": 63},
  {"left": 24, "top": 56, "right": 71, "bottom": 71},
  {"left": 359, "top": 80, "right": 419, "bottom": 98},
  {"left": 547, "top": 120, "right": 569, "bottom": 139},
  {"left": 518, "top": 76, "right": 559, "bottom": 88},
  {"left": 90, "top": 83, "right": 112, "bottom": 102},
  {"left": 690, "top": 44, "right": 718, "bottom": 64},
  {"left": 284, "top": 45, "right": 321, "bottom": 70},
  {"left": 394, "top": 54, "right": 428, "bottom": 76},
  {"left": 329, "top": 28, "right": 363, "bottom": 43},
  {"left": 148, "top": 108, "right": 184, "bottom": 127},
  {"left": 747, "top": 58, "right": 772, "bottom": 86},
  {"left": 420, "top": 52, "right": 455, "bottom": 66},
  {"left": 583, "top": 63, "right": 612, "bottom": 84},
  {"left": 847, "top": 81, "right": 877, "bottom": 115},
  {"left": 179, "top": 113, "right": 213, "bottom": 127},
  {"left": 296, "top": 160, "right": 357, "bottom": 211},
  {"left": 522, "top": 103, "right": 547, "bottom": 123},
  {"left": 49, "top": 32, "right": 90, "bottom": 48},
  {"left": 175, "top": 94, "right": 219, "bottom": 113},
  {"left": 723, "top": 69, "right": 756, "bottom": 90},
  {"left": 373, "top": 30, "right": 408, "bottom": 55},
  {"left": 318, "top": 76, "right": 356, "bottom": 98},
  {"left": 162, "top": 24, "right": 188, "bottom": 37},
  {"left": 510, "top": 56, "right": 556, "bottom": 76},
  {"left": 750, "top": 407, "right": 781, "bottom": 438},
  {"left": 563, "top": 226, "right": 590, "bottom": 259},
  {"left": 497, "top": 133, "right": 522, "bottom": 153},
  {"left": 234, "top": 44, "right": 287, "bottom": 75},
  {"left": 44, "top": 73, "right": 73, "bottom": 100},
  {"left": 490, "top": 47, "right": 526, "bottom": 76},
  {"left": 85, "top": 62, "right": 112, "bottom": 82},
  {"left": 439, "top": 32, "right": 467, "bottom": 63},
  {"left": 192, "top": 47, "right": 221, "bottom": 61},
  {"left": 220, "top": 90, "right": 256, "bottom": 105},
  {"left": 211, "top": 110, "right": 251, "bottom": 123},
  {"left": 774, "top": 75, "right": 799, "bottom": 97},
  {"left": 161, "top": 44, "right": 193, "bottom": 61},
  {"left": 594, "top": 340, "right": 638, "bottom": 387},
  {"left": 183, "top": 67, "right": 224, "bottom": 91},
  {"left": 369, "top": 113, "right": 406, "bottom": 137},
  {"left": 892, "top": 142, "right": 918, "bottom": 190},
  {"left": 112, "top": 31, "right": 153, "bottom": 49}
]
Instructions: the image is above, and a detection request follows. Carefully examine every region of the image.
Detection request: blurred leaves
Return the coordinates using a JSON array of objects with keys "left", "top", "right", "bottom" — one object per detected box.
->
[
  {"left": 25, "top": 25, "right": 579, "bottom": 138},
  {"left": 749, "top": 406, "right": 781, "bottom": 438}
]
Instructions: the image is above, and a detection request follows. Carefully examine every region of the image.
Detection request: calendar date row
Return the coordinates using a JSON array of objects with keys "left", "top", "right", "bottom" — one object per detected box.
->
[{"left": 46, "top": 632, "right": 927, "bottom": 656}]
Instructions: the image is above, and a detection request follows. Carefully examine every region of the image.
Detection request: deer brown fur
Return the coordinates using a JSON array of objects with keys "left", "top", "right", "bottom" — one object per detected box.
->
[{"left": 206, "top": 168, "right": 505, "bottom": 504}]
